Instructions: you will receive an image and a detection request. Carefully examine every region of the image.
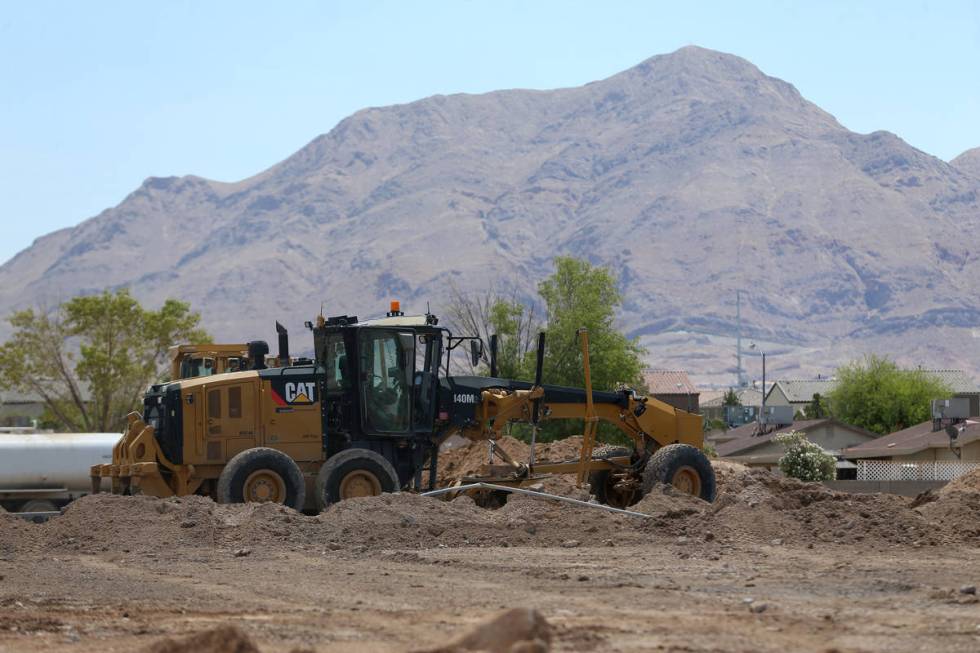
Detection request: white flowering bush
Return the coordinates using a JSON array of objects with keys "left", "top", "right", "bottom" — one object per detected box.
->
[{"left": 775, "top": 431, "right": 836, "bottom": 481}]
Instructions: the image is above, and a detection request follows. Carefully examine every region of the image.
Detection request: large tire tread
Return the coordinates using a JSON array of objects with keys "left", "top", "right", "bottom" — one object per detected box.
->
[
  {"left": 642, "top": 443, "right": 716, "bottom": 502},
  {"left": 216, "top": 447, "right": 306, "bottom": 511},
  {"left": 315, "top": 448, "right": 400, "bottom": 511}
]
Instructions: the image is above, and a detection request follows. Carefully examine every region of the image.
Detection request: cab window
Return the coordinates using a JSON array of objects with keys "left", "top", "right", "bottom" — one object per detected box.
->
[
  {"left": 180, "top": 357, "right": 214, "bottom": 379},
  {"left": 323, "top": 333, "right": 349, "bottom": 392},
  {"left": 359, "top": 330, "right": 413, "bottom": 433}
]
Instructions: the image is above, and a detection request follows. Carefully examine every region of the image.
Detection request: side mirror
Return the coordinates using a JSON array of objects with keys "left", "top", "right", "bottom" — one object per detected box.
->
[{"left": 470, "top": 339, "right": 483, "bottom": 367}]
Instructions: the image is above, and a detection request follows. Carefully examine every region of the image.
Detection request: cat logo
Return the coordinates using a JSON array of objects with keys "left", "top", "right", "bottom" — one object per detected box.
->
[
  {"left": 285, "top": 382, "right": 316, "bottom": 404},
  {"left": 271, "top": 381, "right": 317, "bottom": 406}
]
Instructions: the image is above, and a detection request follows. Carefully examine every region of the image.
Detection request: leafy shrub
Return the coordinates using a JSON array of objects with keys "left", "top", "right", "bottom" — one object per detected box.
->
[{"left": 775, "top": 431, "right": 836, "bottom": 481}]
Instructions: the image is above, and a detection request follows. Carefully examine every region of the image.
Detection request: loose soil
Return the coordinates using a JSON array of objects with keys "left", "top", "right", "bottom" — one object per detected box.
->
[{"left": 1, "top": 448, "right": 978, "bottom": 652}]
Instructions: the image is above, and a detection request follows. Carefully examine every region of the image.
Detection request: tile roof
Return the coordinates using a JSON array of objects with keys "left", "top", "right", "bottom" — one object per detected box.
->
[
  {"left": 843, "top": 419, "right": 980, "bottom": 458},
  {"left": 643, "top": 370, "right": 698, "bottom": 395},
  {"left": 700, "top": 387, "right": 763, "bottom": 407},
  {"left": 716, "top": 419, "right": 829, "bottom": 457},
  {"left": 716, "top": 418, "right": 877, "bottom": 458},
  {"left": 919, "top": 370, "right": 980, "bottom": 394},
  {"left": 768, "top": 379, "right": 837, "bottom": 403}
]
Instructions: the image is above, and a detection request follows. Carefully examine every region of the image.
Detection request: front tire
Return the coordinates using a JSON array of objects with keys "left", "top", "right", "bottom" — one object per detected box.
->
[
  {"left": 217, "top": 447, "right": 306, "bottom": 510},
  {"left": 588, "top": 447, "right": 641, "bottom": 508},
  {"left": 315, "top": 448, "right": 400, "bottom": 511},
  {"left": 642, "top": 444, "right": 716, "bottom": 502}
]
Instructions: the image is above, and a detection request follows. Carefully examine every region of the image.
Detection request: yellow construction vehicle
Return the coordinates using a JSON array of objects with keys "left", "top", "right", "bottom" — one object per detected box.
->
[
  {"left": 169, "top": 344, "right": 249, "bottom": 380},
  {"left": 93, "top": 302, "right": 714, "bottom": 511},
  {"left": 169, "top": 324, "right": 314, "bottom": 380}
]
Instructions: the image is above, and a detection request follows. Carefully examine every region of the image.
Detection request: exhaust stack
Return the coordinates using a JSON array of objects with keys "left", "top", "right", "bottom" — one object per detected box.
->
[
  {"left": 247, "top": 341, "right": 269, "bottom": 370},
  {"left": 276, "top": 321, "right": 289, "bottom": 367}
]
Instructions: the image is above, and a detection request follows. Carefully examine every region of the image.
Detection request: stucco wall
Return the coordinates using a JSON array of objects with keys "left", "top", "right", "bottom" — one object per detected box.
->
[{"left": 767, "top": 385, "right": 790, "bottom": 407}]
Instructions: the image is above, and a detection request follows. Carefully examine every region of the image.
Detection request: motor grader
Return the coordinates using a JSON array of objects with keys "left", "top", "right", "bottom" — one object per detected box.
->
[
  {"left": 92, "top": 302, "right": 715, "bottom": 511},
  {"left": 169, "top": 324, "right": 313, "bottom": 380}
]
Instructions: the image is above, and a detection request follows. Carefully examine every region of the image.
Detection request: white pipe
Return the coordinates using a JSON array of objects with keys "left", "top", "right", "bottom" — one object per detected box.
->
[{"left": 421, "top": 482, "right": 650, "bottom": 518}]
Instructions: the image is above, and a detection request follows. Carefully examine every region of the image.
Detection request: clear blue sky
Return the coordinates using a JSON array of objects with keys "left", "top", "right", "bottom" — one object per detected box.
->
[{"left": 1, "top": 1, "right": 978, "bottom": 264}]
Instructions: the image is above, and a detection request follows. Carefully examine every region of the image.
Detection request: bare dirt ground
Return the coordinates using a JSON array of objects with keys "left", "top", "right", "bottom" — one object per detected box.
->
[{"left": 1, "top": 453, "right": 979, "bottom": 652}]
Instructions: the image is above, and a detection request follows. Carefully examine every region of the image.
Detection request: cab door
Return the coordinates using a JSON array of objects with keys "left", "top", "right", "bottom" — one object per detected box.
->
[
  {"left": 359, "top": 329, "right": 414, "bottom": 435},
  {"left": 204, "top": 382, "right": 258, "bottom": 460},
  {"left": 413, "top": 333, "right": 441, "bottom": 432}
]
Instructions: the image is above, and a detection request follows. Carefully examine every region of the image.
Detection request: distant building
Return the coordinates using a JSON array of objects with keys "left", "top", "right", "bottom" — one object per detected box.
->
[
  {"left": 765, "top": 379, "right": 837, "bottom": 417},
  {"left": 716, "top": 418, "right": 878, "bottom": 477},
  {"left": 920, "top": 370, "right": 980, "bottom": 416},
  {"left": 765, "top": 370, "right": 980, "bottom": 418},
  {"left": 843, "top": 418, "right": 980, "bottom": 481},
  {"left": 643, "top": 370, "right": 698, "bottom": 413},
  {"left": 0, "top": 391, "right": 46, "bottom": 427},
  {"left": 700, "top": 387, "right": 763, "bottom": 427}
]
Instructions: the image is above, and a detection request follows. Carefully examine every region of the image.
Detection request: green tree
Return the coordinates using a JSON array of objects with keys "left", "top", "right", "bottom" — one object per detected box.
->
[
  {"left": 536, "top": 256, "right": 645, "bottom": 392},
  {"left": 775, "top": 431, "right": 837, "bottom": 481},
  {"left": 487, "top": 299, "right": 536, "bottom": 379},
  {"left": 0, "top": 289, "right": 209, "bottom": 432},
  {"left": 528, "top": 257, "right": 646, "bottom": 440},
  {"left": 722, "top": 388, "right": 741, "bottom": 407},
  {"left": 828, "top": 355, "right": 951, "bottom": 435},
  {"left": 806, "top": 392, "right": 828, "bottom": 418}
]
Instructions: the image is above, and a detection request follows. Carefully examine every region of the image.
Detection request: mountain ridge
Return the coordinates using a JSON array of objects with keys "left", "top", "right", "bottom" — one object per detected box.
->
[{"left": 2, "top": 46, "right": 979, "bottom": 385}]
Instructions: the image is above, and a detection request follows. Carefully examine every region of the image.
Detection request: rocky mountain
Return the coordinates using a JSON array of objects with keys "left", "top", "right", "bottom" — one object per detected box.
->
[
  {"left": 952, "top": 147, "right": 980, "bottom": 178},
  {"left": 2, "top": 46, "right": 979, "bottom": 385}
]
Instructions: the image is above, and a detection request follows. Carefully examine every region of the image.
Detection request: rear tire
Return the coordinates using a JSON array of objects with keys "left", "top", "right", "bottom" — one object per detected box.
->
[
  {"left": 588, "top": 447, "right": 641, "bottom": 508},
  {"left": 642, "top": 444, "right": 716, "bottom": 502},
  {"left": 217, "top": 447, "right": 305, "bottom": 510},
  {"left": 315, "top": 448, "right": 400, "bottom": 511},
  {"left": 20, "top": 500, "right": 58, "bottom": 513}
]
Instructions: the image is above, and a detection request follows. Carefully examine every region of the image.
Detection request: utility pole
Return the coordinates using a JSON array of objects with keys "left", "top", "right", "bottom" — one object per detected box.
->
[{"left": 736, "top": 290, "right": 746, "bottom": 387}]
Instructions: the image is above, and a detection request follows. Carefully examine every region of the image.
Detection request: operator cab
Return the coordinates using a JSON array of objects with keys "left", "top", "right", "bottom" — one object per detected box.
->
[{"left": 310, "top": 303, "right": 445, "bottom": 448}]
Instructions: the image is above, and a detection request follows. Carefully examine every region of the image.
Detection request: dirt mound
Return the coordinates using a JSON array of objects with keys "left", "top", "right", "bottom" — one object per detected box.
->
[
  {"left": 0, "top": 489, "right": 648, "bottom": 555},
  {"left": 145, "top": 625, "right": 259, "bottom": 653},
  {"left": 915, "top": 469, "right": 980, "bottom": 538},
  {"left": 414, "top": 607, "right": 552, "bottom": 653},
  {"left": 324, "top": 491, "right": 643, "bottom": 548},
  {"left": 691, "top": 461, "right": 963, "bottom": 546},
  {"left": 939, "top": 468, "right": 980, "bottom": 494},
  {"left": 3, "top": 460, "right": 975, "bottom": 556},
  {"left": 438, "top": 435, "right": 586, "bottom": 484},
  {"left": 634, "top": 484, "right": 708, "bottom": 517},
  {"left": 0, "top": 493, "right": 330, "bottom": 556},
  {"left": 437, "top": 435, "right": 617, "bottom": 497}
]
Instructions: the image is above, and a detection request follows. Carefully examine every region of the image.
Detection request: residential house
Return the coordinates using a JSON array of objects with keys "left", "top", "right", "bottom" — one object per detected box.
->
[
  {"left": 766, "top": 370, "right": 980, "bottom": 418},
  {"left": 765, "top": 379, "right": 836, "bottom": 417},
  {"left": 716, "top": 418, "right": 879, "bottom": 477},
  {"left": 643, "top": 370, "right": 699, "bottom": 413},
  {"left": 923, "top": 370, "right": 980, "bottom": 416},
  {"left": 843, "top": 419, "right": 980, "bottom": 481},
  {"left": 700, "top": 387, "right": 763, "bottom": 426},
  {"left": 0, "top": 390, "right": 46, "bottom": 427}
]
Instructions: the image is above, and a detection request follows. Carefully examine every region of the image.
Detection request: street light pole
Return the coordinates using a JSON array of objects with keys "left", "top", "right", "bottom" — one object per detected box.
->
[
  {"left": 750, "top": 342, "right": 767, "bottom": 427},
  {"left": 761, "top": 352, "right": 766, "bottom": 424}
]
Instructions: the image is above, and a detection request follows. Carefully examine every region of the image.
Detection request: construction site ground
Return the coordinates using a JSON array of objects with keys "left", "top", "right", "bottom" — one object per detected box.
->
[{"left": 1, "top": 438, "right": 979, "bottom": 652}]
